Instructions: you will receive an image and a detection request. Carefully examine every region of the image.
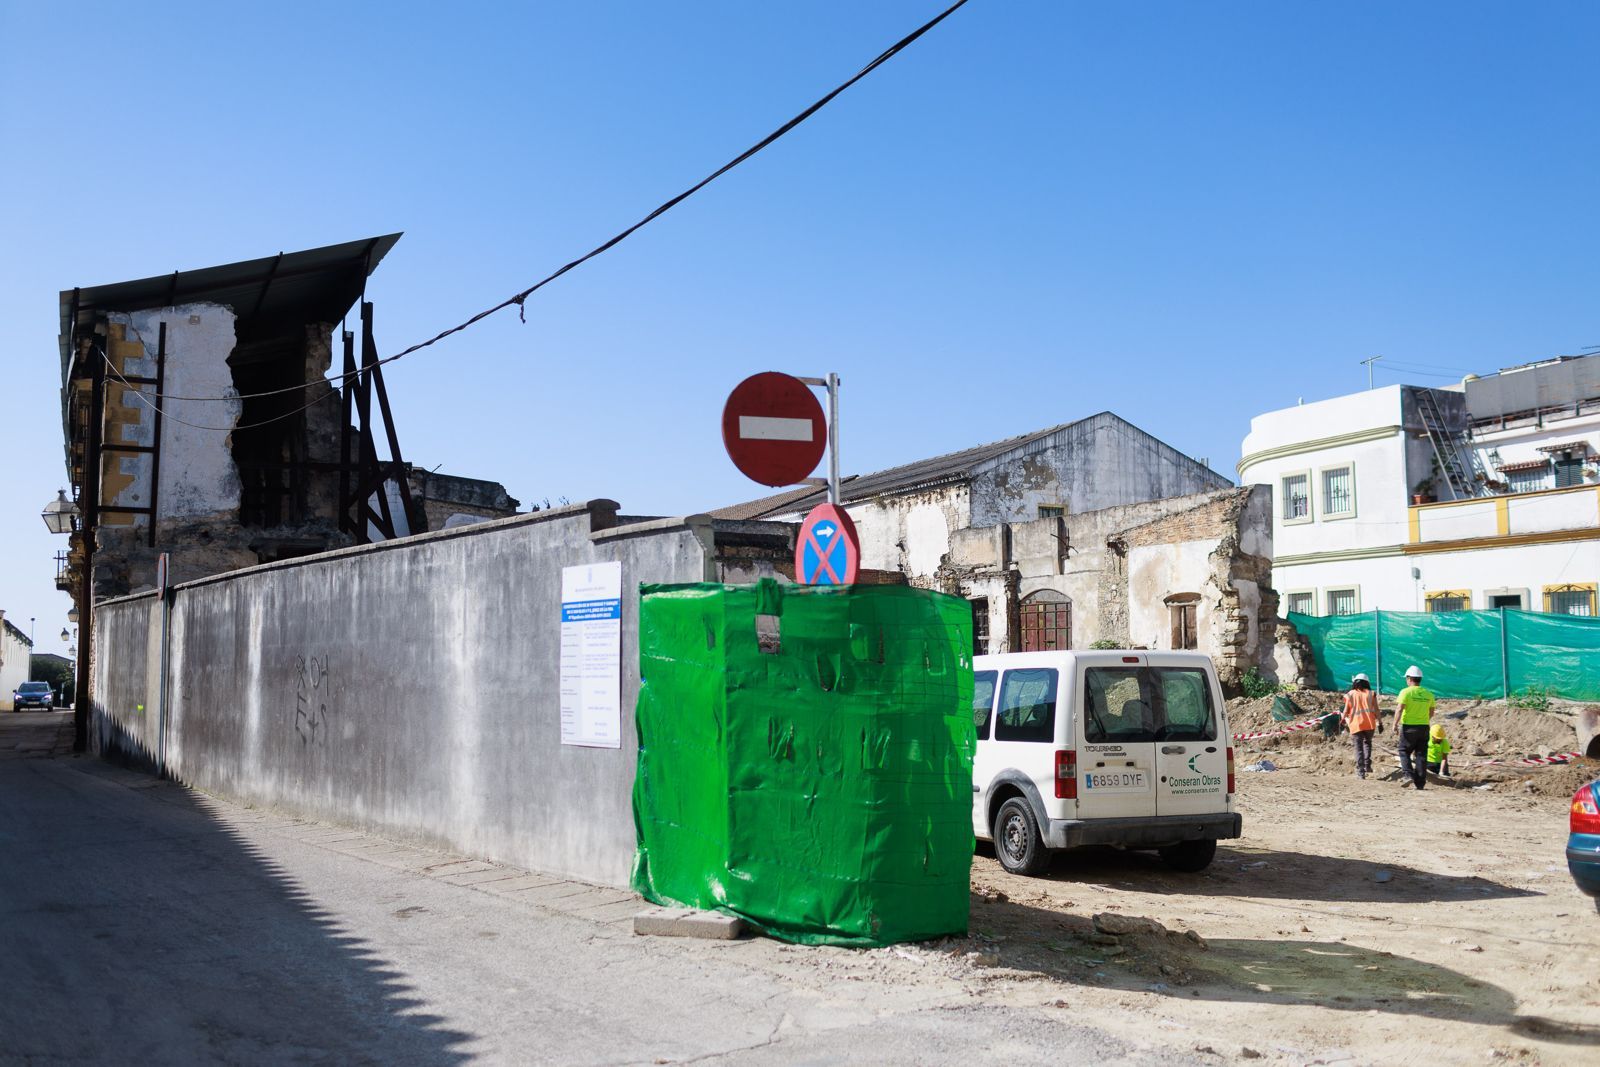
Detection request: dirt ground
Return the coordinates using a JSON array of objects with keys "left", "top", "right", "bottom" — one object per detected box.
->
[{"left": 747, "top": 694, "right": 1600, "bottom": 1066}]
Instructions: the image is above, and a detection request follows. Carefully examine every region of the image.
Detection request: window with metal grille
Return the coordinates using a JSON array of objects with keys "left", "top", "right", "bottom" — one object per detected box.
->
[
  {"left": 1426, "top": 592, "right": 1469, "bottom": 613},
  {"left": 970, "top": 597, "right": 990, "bottom": 656},
  {"left": 1545, "top": 586, "right": 1596, "bottom": 616},
  {"left": 1326, "top": 588, "right": 1360, "bottom": 616},
  {"left": 1020, "top": 591, "right": 1070, "bottom": 652},
  {"left": 1037, "top": 504, "right": 1064, "bottom": 519},
  {"left": 1281, "top": 473, "right": 1310, "bottom": 521},
  {"left": 1285, "top": 591, "right": 1314, "bottom": 616},
  {"left": 1505, "top": 463, "right": 1551, "bottom": 493},
  {"left": 1321, "top": 465, "right": 1354, "bottom": 518}
]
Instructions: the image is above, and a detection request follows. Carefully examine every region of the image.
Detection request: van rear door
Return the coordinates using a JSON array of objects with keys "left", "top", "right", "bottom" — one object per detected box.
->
[
  {"left": 1076, "top": 655, "right": 1158, "bottom": 822},
  {"left": 1145, "top": 656, "right": 1228, "bottom": 817}
]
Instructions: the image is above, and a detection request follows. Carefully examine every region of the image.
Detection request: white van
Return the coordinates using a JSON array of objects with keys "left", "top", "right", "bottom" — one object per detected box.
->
[{"left": 971, "top": 650, "right": 1240, "bottom": 876}]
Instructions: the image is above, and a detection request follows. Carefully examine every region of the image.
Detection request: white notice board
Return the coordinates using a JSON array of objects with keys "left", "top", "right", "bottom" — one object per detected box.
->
[{"left": 559, "top": 561, "right": 622, "bottom": 748}]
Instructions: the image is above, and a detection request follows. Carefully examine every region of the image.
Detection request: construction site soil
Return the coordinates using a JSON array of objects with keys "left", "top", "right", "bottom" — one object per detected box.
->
[{"left": 802, "top": 690, "right": 1600, "bottom": 1064}]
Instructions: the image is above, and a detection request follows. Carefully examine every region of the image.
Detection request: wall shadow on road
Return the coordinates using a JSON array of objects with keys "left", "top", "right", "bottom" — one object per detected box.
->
[
  {"left": 981, "top": 841, "right": 1538, "bottom": 904},
  {"left": 968, "top": 895, "right": 1600, "bottom": 1049},
  {"left": 0, "top": 715, "right": 475, "bottom": 1065}
]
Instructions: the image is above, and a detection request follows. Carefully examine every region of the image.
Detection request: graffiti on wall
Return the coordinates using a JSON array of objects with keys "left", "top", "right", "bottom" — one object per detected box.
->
[{"left": 293, "top": 655, "right": 331, "bottom": 745}]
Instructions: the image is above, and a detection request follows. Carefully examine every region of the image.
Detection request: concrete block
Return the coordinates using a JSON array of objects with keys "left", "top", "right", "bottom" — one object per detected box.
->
[{"left": 632, "top": 906, "right": 745, "bottom": 940}]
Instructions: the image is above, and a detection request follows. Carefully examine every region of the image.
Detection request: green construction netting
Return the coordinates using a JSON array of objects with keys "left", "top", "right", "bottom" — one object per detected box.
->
[
  {"left": 1289, "top": 609, "right": 1600, "bottom": 701},
  {"left": 632, "top": 579, "right": 976, "bottom": 947}
]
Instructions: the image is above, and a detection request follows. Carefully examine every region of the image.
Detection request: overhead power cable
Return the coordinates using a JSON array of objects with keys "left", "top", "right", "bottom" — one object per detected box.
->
[
  {"left": 104, "top": 0, "right": 974, "bottom": 416},
  {"left": 97, "top": 346, "right": 339, "bottom": 432}
]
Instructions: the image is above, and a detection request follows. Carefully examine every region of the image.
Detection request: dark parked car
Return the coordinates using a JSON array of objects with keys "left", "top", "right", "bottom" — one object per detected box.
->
[
  {"left": 1569, "top": 777, "right": 1600, "bottom": 912},
  {"left": 12, "top": 681, "right": 53, "bottom": 711}
]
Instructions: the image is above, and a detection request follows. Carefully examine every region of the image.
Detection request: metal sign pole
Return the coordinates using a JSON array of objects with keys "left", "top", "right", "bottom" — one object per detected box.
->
[{"left": 827, "top": 373, "right": 841, "bottom": 506}]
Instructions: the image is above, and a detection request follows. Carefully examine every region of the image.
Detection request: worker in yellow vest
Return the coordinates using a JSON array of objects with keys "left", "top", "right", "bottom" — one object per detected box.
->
[
  {"left": 1396, "top": 665, "right": 1436, "bottom": 790},
  {"left": 1427, "top": 724, "right": 1452, "bottom": 778}
]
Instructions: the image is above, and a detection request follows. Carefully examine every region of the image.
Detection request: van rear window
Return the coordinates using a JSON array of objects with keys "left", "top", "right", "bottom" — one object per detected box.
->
[
  {"left": 1083, "top": 667, "right": 1216, "bottom": 743},
  {"left": 995, "top": 668, "right": 1057, "bottom": 743},
  {"left": 973, "top": 670, "right": 998, "bottom": 740}
]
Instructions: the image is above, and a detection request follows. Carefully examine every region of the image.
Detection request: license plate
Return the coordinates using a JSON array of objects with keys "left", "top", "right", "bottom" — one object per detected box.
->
[{"left": 1084, "top": 770, "right": 1148, "bottom": 792}]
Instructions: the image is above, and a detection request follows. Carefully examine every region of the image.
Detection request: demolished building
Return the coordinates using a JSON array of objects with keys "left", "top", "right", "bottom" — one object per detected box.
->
[
  {"left": 54, "top": 236, "right": 516, "bottom": 749},
  {"left": 57, "top": 234, "right": 516, "bottom": 602},
  {"left": 717, "top": 413, "right": 1306, "bottom": 689}
]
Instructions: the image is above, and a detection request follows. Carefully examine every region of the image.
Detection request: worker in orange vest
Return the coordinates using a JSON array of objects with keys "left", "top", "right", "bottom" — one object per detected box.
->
[{"left": 1341, "top": 672, "right": 1381, "bottom": 779}]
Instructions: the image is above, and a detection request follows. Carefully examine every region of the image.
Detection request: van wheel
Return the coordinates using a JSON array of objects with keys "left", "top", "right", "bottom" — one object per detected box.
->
[
  {"left": 993, "top": 797, "right": 1049, "bottom": 876},
  {"left": 1158, "top": 839, "right": 1217, "bottom": 873}
]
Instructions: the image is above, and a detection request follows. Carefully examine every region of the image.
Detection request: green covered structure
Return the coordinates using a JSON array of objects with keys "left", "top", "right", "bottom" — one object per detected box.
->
[{"left": 632, "top": 580, "right": 975, "bottom": 947}]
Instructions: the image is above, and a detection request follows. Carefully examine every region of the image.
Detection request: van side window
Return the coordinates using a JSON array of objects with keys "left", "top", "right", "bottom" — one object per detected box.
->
[
  {"left": 973, "top": 670, "right": 998, "bottom": 740},
  {"left": 1159, "top": 668, "right": 1217, "bottom": 741},
  {"left": 994, "top": 668, "right": 1057, "bottom": 743}
]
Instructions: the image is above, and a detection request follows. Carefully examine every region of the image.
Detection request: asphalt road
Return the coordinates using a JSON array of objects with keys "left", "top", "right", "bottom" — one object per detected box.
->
[{"left": 0, "top": 713, "right": 1172, "bottom": 1066}]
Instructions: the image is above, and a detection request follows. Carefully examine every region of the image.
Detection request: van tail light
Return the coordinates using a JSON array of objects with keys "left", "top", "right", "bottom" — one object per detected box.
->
[
  {"left": 1226, "top": 747, "right": 1236, "bottom": 795},
  {"left": 1572, "top": 785, "right": 1600, "bottom": 834},
  {"left": 1056, "top": 749, "right": 1077, "bottom": 800}
]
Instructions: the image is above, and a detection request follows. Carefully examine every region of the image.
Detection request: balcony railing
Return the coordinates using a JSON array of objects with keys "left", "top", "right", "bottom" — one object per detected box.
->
[{"left": 1407, "top": 482, "right": 1599, "bottom": 551}]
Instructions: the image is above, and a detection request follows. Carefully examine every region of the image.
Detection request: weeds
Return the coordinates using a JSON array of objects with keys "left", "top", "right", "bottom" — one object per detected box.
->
[
  {"left": 1508, "top": 685, "right": 1552, "bottom": 712},
  {"left": 1240, "top": 668, "right": 1279, "bottom": 700}
]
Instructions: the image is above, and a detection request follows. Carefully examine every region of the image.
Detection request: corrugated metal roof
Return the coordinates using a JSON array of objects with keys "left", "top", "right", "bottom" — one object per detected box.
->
[
  {"left": 836, "top": 422, "right": 1075, "bottom": 501},
  {"left": 713, "top": 418, "right": 1089, "bottom": 519},
  {"left": 708, "top": 483, "right": 836, "bottom": 521},
  {"left": 59, "top": 233, "right": 402, "bottom": 378}
]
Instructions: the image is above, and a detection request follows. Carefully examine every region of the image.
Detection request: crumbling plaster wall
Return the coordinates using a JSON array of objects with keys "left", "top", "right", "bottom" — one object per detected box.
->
[
  {"left": 96, "top": 305, "right": 248, "bottom": 597},
  {"left": 844, "top": 484, "right": 968, "bottom": 587},
  {"left": 92, "top": 309, "right": 358, "bottom": 599},
  {"left": 938, "top": 486, "right": 1298, "bottom": 687},
  {"left": 968, "top": 413, "right": 1228, "bottom": 525},
  {"left": 106, "top": 305, "right": 243, "bottom": 523},
  {"left": 1118, "top": 485, "right": 1282, "bottom": 689}
]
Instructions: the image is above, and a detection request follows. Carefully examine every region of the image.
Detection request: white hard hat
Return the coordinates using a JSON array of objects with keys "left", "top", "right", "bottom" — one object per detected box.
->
[
  {"left": 1405, "top": 665, "right": 1422, "bottom": 678},
  {"left": 1353, "top": 673, "right": 1369, "bottom": 683}
]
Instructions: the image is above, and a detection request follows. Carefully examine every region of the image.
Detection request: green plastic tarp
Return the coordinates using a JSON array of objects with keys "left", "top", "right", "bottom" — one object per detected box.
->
[
  {"left": 1288, "top": 609, "right": 1600, "bottom": 701},
  {"left": 1270, "top": 694, "right": 1301, "bottom": 722},
  {"left": 632, "top": 580, "right": 976, "bottom": 947}
]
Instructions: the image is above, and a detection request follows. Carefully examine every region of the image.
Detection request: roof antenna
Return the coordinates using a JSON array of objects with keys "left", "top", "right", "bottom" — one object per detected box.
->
[{"left": 1359, "top": 354, "right": 1383, "bottom": 390}]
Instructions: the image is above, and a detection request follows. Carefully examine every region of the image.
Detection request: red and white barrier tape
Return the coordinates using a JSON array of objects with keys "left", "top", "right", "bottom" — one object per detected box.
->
[
  {"left": 1467, "top": 751, "right": 1583, "bottom": 769},
  {"left": 1231, "top": 712, "right": 1338, "bottom": 742}
]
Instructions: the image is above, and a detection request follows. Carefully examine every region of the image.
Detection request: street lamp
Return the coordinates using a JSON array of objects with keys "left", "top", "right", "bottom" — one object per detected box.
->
[
  {"left": 67, "top": 607, "right": 78, "bottom": 625},
  {"left": 41, "top": 489, "right": 78, "bottom": 535},
  {"left": 60, "top": 628, "right": 70, "bottom": 644}
]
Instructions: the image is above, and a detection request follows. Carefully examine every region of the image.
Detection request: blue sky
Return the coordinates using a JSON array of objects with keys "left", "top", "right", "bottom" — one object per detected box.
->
[{"left": 2, "top": 1, "right": 1596, "bottom": 644}]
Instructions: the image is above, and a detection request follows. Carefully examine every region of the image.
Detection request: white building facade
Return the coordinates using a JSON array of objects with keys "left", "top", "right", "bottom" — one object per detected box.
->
[
  {"left": 0, "top": 613, "right": 34, "bottom": 711},
  {"left": 1239, "top": 356, "right": 1600, "bottom": 619}
]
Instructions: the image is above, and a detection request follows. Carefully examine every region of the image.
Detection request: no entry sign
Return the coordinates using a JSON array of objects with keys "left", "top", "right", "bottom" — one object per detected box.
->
[
  {"left": 721, "top": 372, "right": 827, "bottom": 488},
  {"left": 796, "top": 503, "right": 859, "bottom": 585}
]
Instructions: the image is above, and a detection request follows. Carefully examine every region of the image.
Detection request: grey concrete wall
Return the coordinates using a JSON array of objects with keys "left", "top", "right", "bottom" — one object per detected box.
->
[
  {"left": 91, "top": 593, "right": 162, "bottom": 767},
  {"left": 968, "top": 412, "right": 1230, "bottom": 526},
  {"left": 92, "top": 501, "right": 716, "bottom": 888}
]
